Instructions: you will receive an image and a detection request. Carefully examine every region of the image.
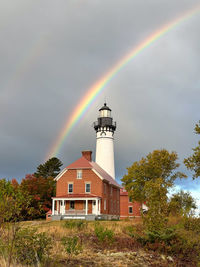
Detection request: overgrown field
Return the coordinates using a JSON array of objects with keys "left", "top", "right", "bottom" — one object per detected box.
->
[{"left": 0, "top": 217, "right": 200, "bottom": 267}]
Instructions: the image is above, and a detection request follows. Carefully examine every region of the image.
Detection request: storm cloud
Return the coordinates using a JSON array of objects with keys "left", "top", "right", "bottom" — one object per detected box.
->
[{"left": 0, "top": 0, "right": 200, "bottom": 207}]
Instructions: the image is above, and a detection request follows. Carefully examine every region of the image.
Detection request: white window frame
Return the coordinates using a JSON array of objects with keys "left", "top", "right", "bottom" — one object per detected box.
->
[
  {"left": 85, "top": 183, "right": 91, "bottom": 193},
  {"left": 68, "top": 183, "right": 73, "bottom": 193},
  {"left": 77, "top": 170, "right": 82, "bottom": 179},
  {"left": 104, "top": 199, "right": 106, "bottom": 210},
  {"left": 129, "top": 206, "right": 133, "bottom": 214}
]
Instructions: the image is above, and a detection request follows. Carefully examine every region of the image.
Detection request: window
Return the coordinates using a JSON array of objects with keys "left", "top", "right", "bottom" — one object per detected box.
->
[
  {"left": 104, "top": 199, "right": 106, "bottom": 210},
  {"left": 129, "top": 206, "right": 133, "bottom": 214},
  {"left": 129, "top": 196, "right": 133, "bottom": 203},
  {"left": 77, "top": 170, "right": 82, "bottom": 179},
  {"left": 85, "top": 183, "right": 91, "bottom": 193},
  {"left": 68, "top": 183, "right": 73, "bottom": 193},
  {"left": 70, "top": 201, "right": 75, "bottom": 209},
  {"left": 110, "top": 186, "right": 112, "bottom": 195}
]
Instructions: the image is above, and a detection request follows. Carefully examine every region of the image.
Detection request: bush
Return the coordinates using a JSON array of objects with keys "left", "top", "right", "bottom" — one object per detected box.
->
[
  {"left": 63, "top": 220, "right": 87, "bottom": 230},
  {"left": 183, "top": 217, "right": 200, "bottom": 233},
  {"left": 94, "top": 223, "right": 114, "bottom": 243},
  {"left": 14, "top": 228, "right": 52, "bottom": 265},
  {"left": 61, "top": 236, "right": 82, "bottom": 256}
]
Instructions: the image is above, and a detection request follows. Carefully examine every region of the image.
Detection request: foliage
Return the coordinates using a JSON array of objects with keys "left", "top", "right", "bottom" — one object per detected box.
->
[
  {"left": 20, "top": 174, "right": 56, "bottom": 219},
  {"left": 34, "top": 157, "right": 63, "bottom": 178},
  {"left": 183, "top": 217, "right": 200, "bottom": 233},
  {"left": 168, "top": 190, "right": 197, "bottom": 217},
  {"left": 0, "top": 227, "right": 52, "bottom": 265},
  {"left": 184, "top": 121, "right": 200, "bottom": 179},
  {"left": 61, "top": 236, "right": 82, "bottom": 256},
  {"left": 94, "top": 223, "right": 114, "bottom": 243},
  {"left": 0, "top": 179, "right": 31, "bottom": 224},
  {"left": 63, "top": 220, "right": 87, "bottom": 230},
  {"left": 122, "top": 149, "right": 186, "bottom": 231}
]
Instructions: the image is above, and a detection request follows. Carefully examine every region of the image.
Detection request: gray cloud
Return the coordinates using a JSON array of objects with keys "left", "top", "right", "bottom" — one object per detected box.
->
[{"left": 0, "top": 0, "right": 200, "bottom": 197}]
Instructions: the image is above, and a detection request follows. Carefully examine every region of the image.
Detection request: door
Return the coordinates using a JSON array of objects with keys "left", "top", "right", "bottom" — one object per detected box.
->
[{"left": 92, "top": 200, "right": 97, "bottom": 215}]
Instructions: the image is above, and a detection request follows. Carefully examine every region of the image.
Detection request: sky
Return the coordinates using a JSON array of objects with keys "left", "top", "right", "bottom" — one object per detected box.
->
[{"left": 0, "top": 0, "right": 200, "bottom": 211}]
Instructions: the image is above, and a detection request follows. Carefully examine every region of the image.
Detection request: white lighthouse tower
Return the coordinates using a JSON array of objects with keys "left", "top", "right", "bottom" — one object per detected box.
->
[{"left": 94, "top": 103, "right": 116, "bottom": 179}]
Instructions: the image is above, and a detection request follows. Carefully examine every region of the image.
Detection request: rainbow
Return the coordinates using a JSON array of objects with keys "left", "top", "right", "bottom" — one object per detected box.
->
[{"left": 45, "top": 4, "right": 200, "bottom": 160}]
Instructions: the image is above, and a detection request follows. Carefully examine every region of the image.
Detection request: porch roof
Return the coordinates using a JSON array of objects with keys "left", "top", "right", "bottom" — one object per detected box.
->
[{"left": 52, "top": 193, "right": 101, "bottom": 199}]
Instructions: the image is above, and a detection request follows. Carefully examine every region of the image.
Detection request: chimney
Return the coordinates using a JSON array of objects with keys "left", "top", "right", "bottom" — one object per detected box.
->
[{"left": 82, "top": 151, "right": 92, "bottom": 161}]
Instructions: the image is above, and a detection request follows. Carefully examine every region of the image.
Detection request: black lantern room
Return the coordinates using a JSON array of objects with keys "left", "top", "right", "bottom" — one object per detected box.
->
[{"left": 94, "top": 103, "right": 116, "bottom": 133}]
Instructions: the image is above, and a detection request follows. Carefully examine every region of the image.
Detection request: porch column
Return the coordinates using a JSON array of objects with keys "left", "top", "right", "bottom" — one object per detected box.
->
[
  {"left": 52, "top": 199, "right": 55, "bottom": 215},
  {"left": 95, "top": 198, "right": 98, "bottom": 215},
  {"left": 62, "top": 200, "right": 64, "bottom": 215},
  {"left": 99, "top": 199, "right": 101, "bottom": 215},
  {"left": 85, "top": 199, "right": 88, "bottom": 215}
]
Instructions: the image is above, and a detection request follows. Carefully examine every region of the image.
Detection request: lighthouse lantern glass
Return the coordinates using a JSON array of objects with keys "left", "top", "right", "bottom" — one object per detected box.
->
[{"left": 100, "top": 110, "right": 111, "bottom": 117}]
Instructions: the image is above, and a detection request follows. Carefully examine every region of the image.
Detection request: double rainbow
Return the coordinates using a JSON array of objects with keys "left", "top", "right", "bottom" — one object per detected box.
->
[{"left": 45, "top": 5, "right": 200, "bottom": 160}]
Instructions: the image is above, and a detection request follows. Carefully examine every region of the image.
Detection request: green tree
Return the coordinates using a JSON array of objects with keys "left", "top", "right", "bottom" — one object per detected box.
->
[
  {"left": 168, "top": 190, "right": 197, "bottom": 217},
  {"left": 122, "top": 149, "right": 186, "bottom": 230},
  {"left": 184, "top": 121, "right": 200, "bottom": 179},
  {"left": 34, "top": 157, "right": 63, "bottom": 178},
  {"left": 0, "top": 179, "right": 32, "bottom": 266}
]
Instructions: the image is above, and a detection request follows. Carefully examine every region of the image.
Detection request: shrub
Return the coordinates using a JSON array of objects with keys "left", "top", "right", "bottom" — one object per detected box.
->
[
  {"left": 63, "top": 220, "right": 87, "bottom": 230},
  {"left": 183, "top": 217, "right": 200, "bottom": 233},
  {"left": 61, "top": 236, "right": 82, "bottom": 256},
  {"left": 94, "top": 223, "right": 114, "bottom": 243},
  {"left": 9, "top": 228, "right": 52, "bottom": 265}
]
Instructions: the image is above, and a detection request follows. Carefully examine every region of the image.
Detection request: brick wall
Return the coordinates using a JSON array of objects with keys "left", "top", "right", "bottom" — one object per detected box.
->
[
  {"left": 56, "top": 169, "right": 120, "bottom": 216},
  {"left": 56, "top": 169, "right": 102, "bottom": 196},
  {"left": 120, "top": 194, "right": 142, "bottom": 218}
]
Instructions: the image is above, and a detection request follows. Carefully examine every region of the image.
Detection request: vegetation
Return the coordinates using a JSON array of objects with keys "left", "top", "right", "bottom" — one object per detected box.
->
[
  {"left": 168, "top": 190, "right": 197, "bottom": 217},
  {"left": 184, "top": 121, "right": 200, "bottom": 179},
  {"left": 0, "top": 219, "right": 199, "bottom": 266},
  {"left": 122, "top": 149, "right": 186, "bottom": 231},
  {"left": 34, "top": 157, "right": 63, "bottom": 178}
]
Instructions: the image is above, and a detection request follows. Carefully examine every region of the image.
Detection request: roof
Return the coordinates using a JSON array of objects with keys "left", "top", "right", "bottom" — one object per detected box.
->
[
  {"left": 66, "top": 156, "right": 92, "bottom": 169},
  {"left": 55, "top": 153, "right": 121, "bottom": 188},
  {"left": 99, "top": 103, "right": 111, "bottom": 111},
  {"left": 52, "top": 193, "right": 100, "bottom": 199},
  {"left": 90, "top": 161, "right": 122, "bottom": 188}
]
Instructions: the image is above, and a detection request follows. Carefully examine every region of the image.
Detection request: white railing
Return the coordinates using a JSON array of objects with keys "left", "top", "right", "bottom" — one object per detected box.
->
[{"left": 64, "top": 209, "right": 86, "bottom": 215}]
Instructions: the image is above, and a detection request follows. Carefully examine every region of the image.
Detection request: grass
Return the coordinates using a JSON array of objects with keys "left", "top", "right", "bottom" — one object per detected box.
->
[{"left": 1, "top": 217, "right": 200, "bottom": 266}]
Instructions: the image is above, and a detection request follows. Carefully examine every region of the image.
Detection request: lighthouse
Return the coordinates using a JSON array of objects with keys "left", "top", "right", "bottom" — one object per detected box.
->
[{"left": 94, "top": 103, "right": 116, "bottom": 179}]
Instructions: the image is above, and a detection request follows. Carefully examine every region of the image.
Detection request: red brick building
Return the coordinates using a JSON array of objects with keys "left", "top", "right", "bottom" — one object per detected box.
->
[
  {"left": 120, "top": 188, "right": 142, "bottom": 219},
  {"left": 51, "top": 151, "right": 121, "bottom": 220}
]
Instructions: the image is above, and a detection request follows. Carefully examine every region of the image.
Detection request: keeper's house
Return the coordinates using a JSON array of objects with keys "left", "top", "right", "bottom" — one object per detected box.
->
[{"left": 51, "top": 151, "right": 121, "bottom": 221}]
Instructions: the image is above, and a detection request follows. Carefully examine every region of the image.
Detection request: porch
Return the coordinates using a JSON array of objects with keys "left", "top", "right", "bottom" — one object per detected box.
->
[{"left": 52, "top": 196, "right": 101, "bottom": 218}]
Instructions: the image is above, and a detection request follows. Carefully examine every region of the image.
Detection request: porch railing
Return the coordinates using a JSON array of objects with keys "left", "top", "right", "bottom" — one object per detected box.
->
[{"left": 54, "top": 209, "right": 86, "bottom": 215}]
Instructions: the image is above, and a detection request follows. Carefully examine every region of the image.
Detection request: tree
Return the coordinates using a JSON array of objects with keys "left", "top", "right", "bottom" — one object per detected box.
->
[
  {"left": 122, "top": 149, "right": 186, "bottom": 230},
  {"left": 0, "top": 179, "right": 32, "bottom": 266},
  {"left": 184, "top": 121, "right": 200, "bottom": 179},
  {"left": 20, "top": 174, "right": 56, "bottom": 219},
  {"left": 168, "top": 190, "right": 197, "bottom": 217},
  {"left": 34, "top": 157, "right": 63, "bottom": 178}
]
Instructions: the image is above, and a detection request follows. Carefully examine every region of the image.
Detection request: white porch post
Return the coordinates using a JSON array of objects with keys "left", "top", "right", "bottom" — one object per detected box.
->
[
  {"left": 95, "top": 198, "right": 98, "bottom": 215},
  {"left": 52, "top": 199, "right": 55, "bottom": 215},
  {"left": 62, "top": 200, "right": 64, "bottom": 215},
  {"left": 99, "top": 199, "right": 101, "bottom": 215},
  {"left": 85, "top": 199, "right": 88, "bottom": 215}
]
